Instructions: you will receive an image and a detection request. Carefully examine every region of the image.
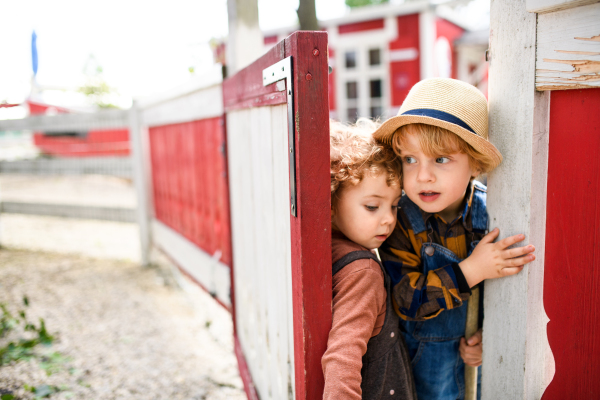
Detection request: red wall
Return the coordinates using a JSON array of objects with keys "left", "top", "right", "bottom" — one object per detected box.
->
[
  {"left": 435, "top": 18, "right": 464, "bottom": 79},
  {"left": 389, "top": 14, "right": 420, "bottom": 107},
  {"left": 33, "top": 129, "right": 130, "bottom": 157},
  {"left": 543, "top": 88, "right": 600, "bottom": 399},
  {"left": 338, "top": 18, "right": 384, "bottom": 34},
  {"left": 328, "top": 47, "right": 336, "bottom": 112},
  {"left": 149, "top": 118, "right": 232, "bottom": 267}
]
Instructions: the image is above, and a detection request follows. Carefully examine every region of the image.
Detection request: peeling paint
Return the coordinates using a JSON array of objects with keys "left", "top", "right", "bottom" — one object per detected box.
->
[
  {"left": 574, "top": 34, "right": 600, "bottom": 42},
  {"left": 542, "top": 59, "right": 600, "bottom": 73},
  {"left": 555, "top": 50, "right": 600, "bottom": 55},
  {"left": 535, "top": 4, "right": 600, "bottom": 90}
]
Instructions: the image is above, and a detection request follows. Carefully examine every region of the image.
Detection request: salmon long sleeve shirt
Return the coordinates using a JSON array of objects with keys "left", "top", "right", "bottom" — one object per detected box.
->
[{"left": 321, "top": 232, "right": 386, "bottom": 400}]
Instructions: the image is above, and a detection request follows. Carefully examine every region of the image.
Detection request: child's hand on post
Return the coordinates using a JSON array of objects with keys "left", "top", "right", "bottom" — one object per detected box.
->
[
  {"left": 459, "top": 228, "right": 535, "bottom": 288},
  {"left": 459, "top": 329, "right": 482, "bottom": 367}
]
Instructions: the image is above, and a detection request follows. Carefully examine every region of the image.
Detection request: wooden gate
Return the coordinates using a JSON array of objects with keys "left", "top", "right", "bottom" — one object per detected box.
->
[{"left": 223, "top": 31, "right": 330, "bottom": 400}]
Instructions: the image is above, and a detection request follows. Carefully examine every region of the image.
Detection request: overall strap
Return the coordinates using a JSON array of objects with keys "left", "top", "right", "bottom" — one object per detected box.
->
[
  {"left": 332, "top": 250, "right": 381, "bottom": 276},
  {"left": 470, "top": 181, "right": 488, "bottom": 233},
  {"left": 399, "top": 195, "right": 428, "bottom": 234}
]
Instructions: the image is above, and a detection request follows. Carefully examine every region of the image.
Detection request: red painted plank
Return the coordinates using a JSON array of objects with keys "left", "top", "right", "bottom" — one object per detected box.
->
[
  {"left": 543, "top": 88, "right": 600, "bottom": 399},
  {"left": 287, "top": 31, "right": 331, "bottom": 400}
]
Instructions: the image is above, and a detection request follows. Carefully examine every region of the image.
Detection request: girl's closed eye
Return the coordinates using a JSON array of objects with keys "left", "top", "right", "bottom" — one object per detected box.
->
[{"left": 365, "top": 205, "right": 378, "bottom": 211}]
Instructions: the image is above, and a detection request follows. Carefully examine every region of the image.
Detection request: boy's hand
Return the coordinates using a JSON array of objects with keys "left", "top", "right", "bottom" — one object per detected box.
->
[
  {"left": 459, "top": 228, "right": 535, "bottom": 288},
  {"left": 460, "top": 329, "right": 482, "bottom": 367}
]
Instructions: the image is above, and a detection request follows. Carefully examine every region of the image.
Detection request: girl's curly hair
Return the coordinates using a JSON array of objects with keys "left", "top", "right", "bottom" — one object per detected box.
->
[{"left": 330, "top": 118, "right": 402, "bottom": 207}]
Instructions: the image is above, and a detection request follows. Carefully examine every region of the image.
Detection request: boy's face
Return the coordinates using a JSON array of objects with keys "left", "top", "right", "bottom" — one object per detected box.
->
[
  {"left": 399, "top": 132, "right": 476, "bottom": 222},
  {"left": 332, "top": 173, "right": 402, "bottom": 250}
]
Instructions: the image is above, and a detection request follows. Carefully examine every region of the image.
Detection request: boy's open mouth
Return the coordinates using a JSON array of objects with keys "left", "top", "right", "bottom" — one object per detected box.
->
[{"left": 419, "top": 191, "right": 440, "bottom": 202}]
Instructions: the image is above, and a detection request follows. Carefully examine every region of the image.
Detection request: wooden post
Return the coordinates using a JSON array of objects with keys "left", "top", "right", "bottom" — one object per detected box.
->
[
  {"left": 483, "top": 0, "right": 554, "bottom": 398},
  {"left": 226, "top": 0, "right": 263, "bottom": 75},
  {"left": 129, "top": 101, "right": 152, "bottom": 266}
]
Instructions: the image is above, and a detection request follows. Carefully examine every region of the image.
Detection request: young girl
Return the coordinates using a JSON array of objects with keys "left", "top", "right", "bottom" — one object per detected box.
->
[{"left": 322, "top": 120, "right": 417, "bottom": 400}]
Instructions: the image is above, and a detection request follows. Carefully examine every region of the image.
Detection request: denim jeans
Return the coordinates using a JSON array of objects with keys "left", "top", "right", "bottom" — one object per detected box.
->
[{"left": 399, "top": 182, "right": 487, "bottom": 400}]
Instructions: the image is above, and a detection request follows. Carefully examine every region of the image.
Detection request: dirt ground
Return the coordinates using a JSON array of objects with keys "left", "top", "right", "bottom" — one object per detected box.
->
[{"left": 0, "top": 213, "right": 246, "bottom": 400}]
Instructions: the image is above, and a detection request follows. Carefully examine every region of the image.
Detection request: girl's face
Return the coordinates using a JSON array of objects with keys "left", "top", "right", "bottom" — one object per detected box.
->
[
  {"left": 332, "top": 173, "right": 401, "bottom": 249},
  {"left": 399, "top": 133, "right": 477, "bottom": 222}
]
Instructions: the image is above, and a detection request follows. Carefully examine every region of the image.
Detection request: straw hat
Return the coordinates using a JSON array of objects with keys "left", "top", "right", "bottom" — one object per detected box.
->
[{"left": 372, "top": 77, "right": 502, "bottom": 170}]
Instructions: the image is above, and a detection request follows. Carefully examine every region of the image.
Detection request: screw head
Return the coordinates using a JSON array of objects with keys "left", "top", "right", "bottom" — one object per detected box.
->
[
  {"left": 313, "top": 49, "right": 319, "bottom": 56},
  {"left": 306, "top": 73, "right": 312, "bottom": 81}
]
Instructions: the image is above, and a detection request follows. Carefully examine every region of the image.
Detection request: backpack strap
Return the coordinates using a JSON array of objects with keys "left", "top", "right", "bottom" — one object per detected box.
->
[
  {"left": 332, "top": 250, "right": 381, "bottom": 276},
  {"left": 470, "top": 181, "right": 488, "bottom": 233},
  {"left": 398, "top": 195, "right": 427, "bottom": 234}
]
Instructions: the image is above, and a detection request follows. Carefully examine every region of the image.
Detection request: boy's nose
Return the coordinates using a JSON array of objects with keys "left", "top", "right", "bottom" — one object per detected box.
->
[{"left": 416, "top": 164, "right": 435, "bottom": 182}]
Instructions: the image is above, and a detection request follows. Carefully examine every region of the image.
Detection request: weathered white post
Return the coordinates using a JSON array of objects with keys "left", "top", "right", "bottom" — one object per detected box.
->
[
  {"left": 226, "top": 0, "right": 264, "bottom": 75},
  {"left": 483, "top": 0, "right": 554, "bottom": 398},
  {"left": 128, "top": 101, "right": 152, "bottom": 266}
]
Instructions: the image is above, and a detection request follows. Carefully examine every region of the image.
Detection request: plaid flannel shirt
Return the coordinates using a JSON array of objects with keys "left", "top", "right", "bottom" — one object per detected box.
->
[{"left": 379, "top": 183, "right": 484, "bottom": 321}]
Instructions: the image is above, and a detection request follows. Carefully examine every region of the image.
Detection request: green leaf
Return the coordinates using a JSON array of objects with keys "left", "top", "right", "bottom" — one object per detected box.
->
[
  {"left": 1, "top": 394, "right": 16, "bottom": 400},
  {"left": 23, "top": 296, "right": 29, "bottom": 307}
]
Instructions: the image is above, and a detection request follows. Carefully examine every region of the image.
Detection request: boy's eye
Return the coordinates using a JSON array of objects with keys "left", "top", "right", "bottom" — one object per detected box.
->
[
  {"left": 365, "top": 205, "right": 378, "bottom": 211},
  {"left": 403, "top": 156, "right": 416, "bottom": 164},
  {"left": 436, "top": 157, "right": 450, "bottom": 164}
]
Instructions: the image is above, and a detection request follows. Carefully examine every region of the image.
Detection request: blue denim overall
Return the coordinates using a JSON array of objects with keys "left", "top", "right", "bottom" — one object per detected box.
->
[{"left": 399, "top": 182, "right": 487, "bottom": 400}]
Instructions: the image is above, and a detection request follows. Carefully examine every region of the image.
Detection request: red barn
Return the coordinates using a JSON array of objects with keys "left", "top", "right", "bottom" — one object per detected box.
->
[{"left": 263, "top": 2, "right": 478, "bottom": 123}]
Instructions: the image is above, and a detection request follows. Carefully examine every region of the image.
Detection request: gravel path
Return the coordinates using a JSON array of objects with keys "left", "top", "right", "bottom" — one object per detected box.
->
[{"left": 0, "top": 215, "right": 246, "bottom": 399}]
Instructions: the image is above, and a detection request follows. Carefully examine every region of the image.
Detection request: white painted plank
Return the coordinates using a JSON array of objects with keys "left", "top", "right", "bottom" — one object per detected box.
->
[
  {"left": 141, "top": 84, "right": 223, "bottom": 127},
  {"left": 227, "top": 105, "right": 294, "bottom": 400},
  {"left": 527, "top": 0, "right": 599, "bottom": 14},
  {"left": 271, "top": 104, "right": 295, "bottom": 399},
  {"left": 535, "top": 3, "right": 600, "bottom": 90},
  {"left": 151, "top": 219, "right": 231, "bottom": 307}
]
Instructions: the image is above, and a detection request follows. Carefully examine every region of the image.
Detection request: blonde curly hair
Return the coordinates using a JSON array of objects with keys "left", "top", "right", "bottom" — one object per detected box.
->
[{"left": 330, "top": 118, "right": 402, "bottom": 208}]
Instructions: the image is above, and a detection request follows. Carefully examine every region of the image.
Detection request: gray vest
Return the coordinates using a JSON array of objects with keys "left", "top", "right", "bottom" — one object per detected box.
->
[{"left": 332, "top": 250, "right": 417, "bottom": 400}]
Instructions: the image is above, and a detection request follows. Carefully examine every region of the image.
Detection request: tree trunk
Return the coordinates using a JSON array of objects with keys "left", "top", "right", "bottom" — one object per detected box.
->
[{"left": 297, "top": 0, "right": 319, "bottom": 31}]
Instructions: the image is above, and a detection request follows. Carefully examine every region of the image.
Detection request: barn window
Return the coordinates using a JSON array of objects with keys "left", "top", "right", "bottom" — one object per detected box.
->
[
  {"left": 345, "top": 51, "right": 357, "bottom": 68},
  {"left": 346, "top": 81, "right": 358, "bottom": 99},
  {"left": 347, "top": 107, "right": 358, "bottom": 122},
  {"left": 370, "top": 106, "right": 382, "bottom": 119},
  {"left": 369, "top": 49, "right": 381, "bottom": 66},
  {"left": 370, "top": 79, "right": 382, "bottom": 98}
]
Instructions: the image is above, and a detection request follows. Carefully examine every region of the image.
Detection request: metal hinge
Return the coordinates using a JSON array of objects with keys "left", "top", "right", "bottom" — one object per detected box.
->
[{"left": 262, "top": 56, "right": 297, "bottom": 217}]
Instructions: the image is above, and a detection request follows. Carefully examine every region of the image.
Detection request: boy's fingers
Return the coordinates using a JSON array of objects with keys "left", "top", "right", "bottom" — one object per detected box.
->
[
  {"left": 467, "top": 330, "right": 482, "bottom": 346},
  {"left": 505, "top": 245, "right": 535, "bottom": 259},
  {"left": 506, "top": 254, "right": 535, "bottom": 267},
  {"left": 480, "top": 228, "right": 499, "bottom": 244},
  {"left": 500, "top": 265, "right": 525, "bottom": 277},
  {"left": 496, "top": 233, "right": 526, "bottom": 249}
]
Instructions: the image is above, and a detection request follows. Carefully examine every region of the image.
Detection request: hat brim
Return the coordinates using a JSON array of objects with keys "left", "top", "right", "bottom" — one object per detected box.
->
[{"left": 372, "top": 115, "right": 503, "bottom": 170}]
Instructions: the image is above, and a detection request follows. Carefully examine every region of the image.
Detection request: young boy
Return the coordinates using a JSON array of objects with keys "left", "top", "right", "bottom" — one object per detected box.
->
[
  {"left": 372, "top": 78, "right": 536, "bottom": 400},
  {"left": 322, "top": 120, "right": 417, "bottom": 400}
]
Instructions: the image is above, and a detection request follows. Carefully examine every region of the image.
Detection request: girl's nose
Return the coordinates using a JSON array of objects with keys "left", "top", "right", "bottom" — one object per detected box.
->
[{"left": 382, "top": 208, "right": 395, "bottom": 225}]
